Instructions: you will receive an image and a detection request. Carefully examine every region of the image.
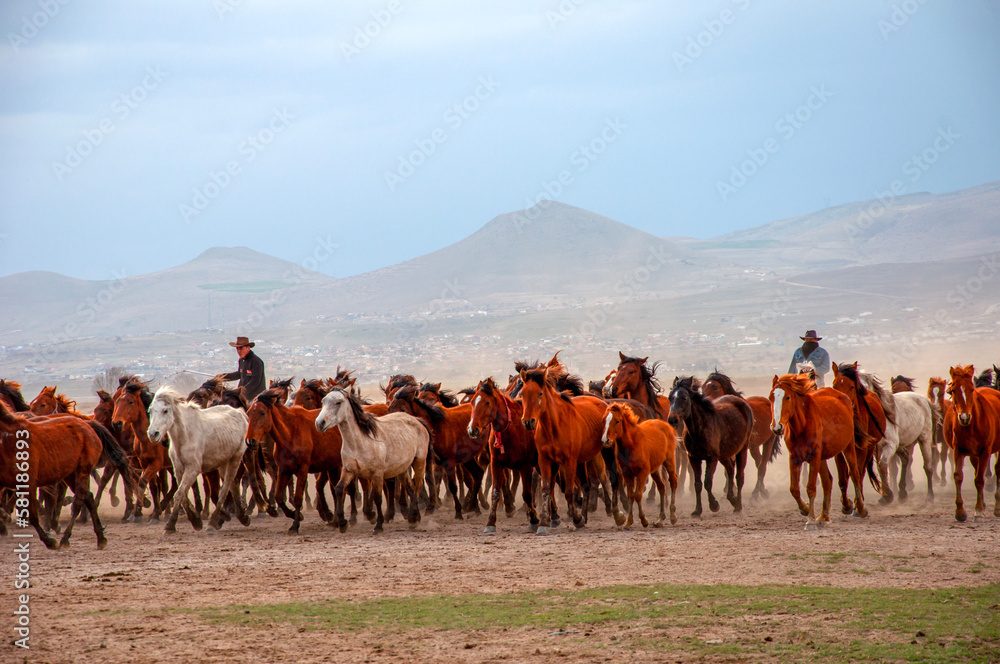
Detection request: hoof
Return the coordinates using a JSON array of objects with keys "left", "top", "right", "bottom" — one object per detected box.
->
[
  {"left": 851, "top": 508, "right": 868, "bottom": 519},
  {"left": 879, "top": 494, "right": 893, "bottom": 506},
  {"left": 349, "top": 515, "right": 358, "bottom": 525},
  {"left": 338, "top": 523, "right": 348, "bottom": 534},
  {"left": 956, "top": 512, "right": 968, "bottom": 523},
  {"left": 287, "top": 527, "right": 300, "bottom": 534},
  {"left": 622, "top": 525, "right": 631, "bottom": 532},
  {"left": 709, "top": 502, "right": 720, "bottom": 513},
  {"left": 164, "top": 527, "right": 177, "bottom": 535},
  {"left": 817, "top": 520, "right": 827, "bottom": 529},
  {"left": 691, "top": 509, "right": 702, "bottom": 518},
  {"left": 147, "top": 518, "right": 159, "bottom": 525},
  {"left": 483, "top": 526, "right": 496, "bottom": 534},
  {"left": 97, "top": 538, "right": 108, "bottom": 550},
  {"left": 550, "top": 518, "right": 561, "bottom": 528},
  {"left": 110, "top": 496, "right": 120, "bottom": 508},
  {"left": 973, "top": 515, "right": 983, "bottom": 523},
  {"left": 372, "top": 526, "right": 384, "bottom": 535},
  {"left": 239, "top": 515, "right": 251, "bottom": 527},
  {"left": 535, "top": 526, "right": 550, "bottom": 536},
  {"left": 804, "top": 522, "right": 817, "bottom": 531},
  {"left": 43, "top": 540, "right": 60, "bottom": 551},
  {"left": 653, "top": 521, "right": 663, "bottom": 528},
  {"left": 205, "top": 525, "right": 216, "bottom": 532},
  {"left": 670, "top": 514, "right": 678, "bottom": 525},
  {"left": 527, "top": 523, "right": 538, "bottom": 533},
  {"left": 59, "top": 538, "right": 71, "bottom": 549}
]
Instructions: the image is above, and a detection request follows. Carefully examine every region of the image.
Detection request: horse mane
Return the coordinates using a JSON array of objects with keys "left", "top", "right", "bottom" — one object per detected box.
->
[
  {"left": 54, "top": 393, "right": 80, "bottom": 413},
  {"left": 394, "top": 384, "right": 446, "bottom": 424},
  {"left": 621, "top": 354, "right": 664, "bottom": 397},
  {"left": 514, "top": 360, "right": 542, "bottom": 373},
  {"left": 118, "top": 374, "right": 139, "bottom": 388},
  {"left": 479, "top": 377, "right": 500, "bottom": 397},
  {"left": 777, "top": 373, "right": 816, "bottom": 395},
  {"left": 254, "top": 388, "right": 285, "bottom": 409},
  {"left": 419, "top": 382, "right": 459, "bottom": 408},
  {"left": 96, "top": 389, "right": 113, "bottom": 403},
  {"left": 891, "top": 375, "right": 915, "bottom": 391},
  {"left": 0, "top": 380, "right": 31, "bottom": 412},
  {"left": 588, "top": 380, "right": 605, "bottom": 394},
  {"left": 213, "top": 387, "right": 248, "bottom": 410},
  {"left": 858, "top": 371, "right": 897, "bottom": 425},
  {"left": 974, "top": 368, "right": 995, "bottom": 388},
  {"left": 545, "top": 352, "right": 586, "bottom": 397},
  {"left": 269, "top": 376, "right": 294, "bottom": 391},
  {"left": 836, "top": 363, "right": 869, "bottom": 397},
  {"left": 153, "top": 386, "right": 185, "bottom": 406},
  {"left": 608, "top": 401, "right": 640, "bottom": 426},
  {"left": 671, "top": 376, "right": 717, "bottom": 413},
  {"left": 335, "top": 387, "right": 380, "bottom": 437},
  {"left": 705, "top": 369, "right": 741, "bottom": 396}
]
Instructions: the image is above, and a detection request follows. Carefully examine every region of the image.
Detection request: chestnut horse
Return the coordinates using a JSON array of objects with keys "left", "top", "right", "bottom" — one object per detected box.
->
[
  {"left": 830, "top": 362, "right": 888, "bottom": 502},
  {"left": 0, "top": 379, "right": 31, "bottom": 413},
  {"left": 518, "top": 364, "right": 620, "bottom": 533},
  {"left": 702, "top": 371, "right": 781, "bottom": 500},
  {"left": 0, "top": 399, "right": 135, "bottom": 549},
  {"left": 667, "top": 376, "right": 753, "bottom": 516},
  {"left": 245, "top": 388, "right": 352, "bottom": 532},
  {"left": 113, "top": 380, "right": 177, "bottom": 523},
  {"left": 29, "top": 386, "right": 90, "bottom": 418},
  {"left": 608, "top": 353, "right": 691, "bottom": 496},
  {"left": 928, "top": 376, "right": 953, "bottom": 485},
  {"left": 891, "top": 375, "right": 916, "bottom": 394},
  {"left": 602, "top": 402, "right": 678, "bottom": 528},
  {"left": 467, "top": 377, "right": 545, "bottom": 532},
  {"left": 945, "top": 365, "right": 1000, "bottom": 522},
  {"left": 388, "top": 384, "right": 486, "bottom": 519},
  {"left": 769, "top": 373, "right": 869, "bottom": 528}
]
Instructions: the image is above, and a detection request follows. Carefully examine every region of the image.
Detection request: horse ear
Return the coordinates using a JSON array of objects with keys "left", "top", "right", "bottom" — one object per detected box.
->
[
  {"left": 772, "top": 375, "right": 779, "bottom": 387},
  {"left": 832, "top": 362, "right": 839, "bottom": 375},
  {"left": 619, "top": 351, "right": 626, "bottom": 361},
  {"left": 949, "top": 366, "right": 958, "bottom": 379},
  {"left": 519, "top": 369, "right": 527, "bottom": 380},
  {"left": 641, "top": 357, "right": 648, "bottom": 364},
  {"left": 300, "top": 379, "right": 306, "bottom": 386}
]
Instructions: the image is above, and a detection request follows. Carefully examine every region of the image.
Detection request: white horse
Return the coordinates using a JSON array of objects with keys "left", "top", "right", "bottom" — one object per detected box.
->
[
  {"left": 315, "top": 387, "right": 429, "bottom": 533},
  {"left": 147, "top": 387, "right": 251, "bottom": 532},
  {"left": 859, "top": 374, "right": 937, "bottom": 503}
]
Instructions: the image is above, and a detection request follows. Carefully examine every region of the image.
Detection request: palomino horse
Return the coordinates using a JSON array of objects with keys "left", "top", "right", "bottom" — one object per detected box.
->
[
  {"left": 928, "top": 376, "right": 953, "bottom": 485},
  {"left": 245, "top": 388, "right": 351, "bottom": 533},
  {"left": 830, "top": 362, "right": 888, "bottom": 502},
  {"left": 769, "top": 373, "right": 869, "bottom": 528},
  {"left": 667, "top": 376, "right": 753, "bottom": 516},
  {"left": 519, "top": 364, "right": 622, "bottom": 534},
  {"left": 467, "top": 377, "right": 545, "bottom": 533},
  {"left": 0, "top": 399, "right": 135, "bottom": 548},
  {"left": 945, "top": 365, "right": 1000, "bottom": 522},
  {"left": 602, "top": 402, "right": 678, "bottom": 528},
  {"left": 315, "top": 388, "right": 428, "bottom": 533},
  {"left": 388, "top": 384, "right": 485, "bottom": 519},
  {"left": 147, "top": 387, "right": 251, "bottom": 533},
  {"left": 702, "top": 371, "right": 781, "bottom": 500}
]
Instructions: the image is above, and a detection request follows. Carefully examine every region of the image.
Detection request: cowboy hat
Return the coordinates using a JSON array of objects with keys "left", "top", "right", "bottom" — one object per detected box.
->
[
  {"left": 799, "top": 330, "right": 822, "bottom": 341},
  {"left": 229, "top": 336, "right": 255, "bottom": 348}
]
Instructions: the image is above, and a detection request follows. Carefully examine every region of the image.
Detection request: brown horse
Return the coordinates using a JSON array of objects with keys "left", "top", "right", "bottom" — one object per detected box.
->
[
  {"left": 0, "top": 380, "right": 31, "bottom": 413},
  {"left": 91, "top": 389, "right": 138, "bottom": 511},
  {"left": 467, "top": 377, "right": 545, "bottom": 532},
  {"left": 112, "top": 381, "right": 178, "bottom": 523},
  {"left": 381, "top": 374, "right": 417, "bottom": 403},
  {"left": 29, "top": 386, "right": 90, "bottom": 418},
  {"left": 891, "top": 375, "right": 916, "bottom": 393},
  {"left": 928, "top": 376, "right": 953, "bottom": 486},
  {"left": 245, "top": 388, "right": 353, "bottom": 532},
  {"left": 607, "top": 353, "right": 691, "bottom": 495},
  {"left": 0, "top": 399, "right": 135, "bottom": 548},
  {"left": 667, "top": 376, "right": 753, "bottom": 516},
  {"left": 388, "top": 384, "right": 485, "bottom": 519},
  {"left": 518, "top": 363, "right": 619, "bottom": 533},
  {"left": 702, "top": 371, "right": 781, "bottom": 500},
  {"left": 831, "top": 362, "right": 888, "bottom": 502},
  {"left": 186, "top": 376, "right": 227, "bottom": 407},
  {"left": 945, "top": 365, "right": 1000, "bottom": 522},
  {"left": 602, "top": 402, "right": 678, "bottom": 528},
  {"left": 769, "top": 373, "right": 869, "bottom": 528}
]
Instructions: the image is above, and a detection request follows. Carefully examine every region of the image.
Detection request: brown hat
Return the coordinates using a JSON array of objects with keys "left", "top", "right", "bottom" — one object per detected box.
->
[
  {"left": 799, "top": 330, "right": 822, "bottom": 341},
  {"left": 229, "top": 336, "right": 255, "bottom": 348}
]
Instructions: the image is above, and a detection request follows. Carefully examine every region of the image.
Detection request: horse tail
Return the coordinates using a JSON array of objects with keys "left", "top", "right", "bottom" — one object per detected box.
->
[
  {"left": 88, "top": 421, "right": 138, "bottom": 495},
  {"left": 768, "top": 434, "right": 782, "bottom": 461},
  {"left": 866, "top": 454, "right": 884, "bottom": 496},
  {"left": 930, "top": 399, "right": 943, "bottom": 439}
]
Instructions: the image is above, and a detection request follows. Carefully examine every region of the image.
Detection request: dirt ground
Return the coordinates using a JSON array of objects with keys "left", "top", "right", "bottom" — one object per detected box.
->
[{"left": 3, "top": 466, "right": 999, "bottom": 664}]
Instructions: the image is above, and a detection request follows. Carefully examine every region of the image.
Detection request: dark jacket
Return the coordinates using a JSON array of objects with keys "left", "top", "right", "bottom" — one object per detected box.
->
[{"left": 224, "top": 350, "right": 266, "bottom": 401}]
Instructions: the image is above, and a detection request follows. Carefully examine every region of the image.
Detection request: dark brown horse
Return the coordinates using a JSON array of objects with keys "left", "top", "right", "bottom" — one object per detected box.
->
[
  {"left": 667, "top": 376, "right": 753, "bottom": 516},
  {"left": 0, "top": 379, "right": 31, "bottom": 413},
  {"left": 0, "top": 399, "right": 135, "bottom": 549},
  {"left": 702, "top": 371, "right": 781, "bottom": 500},
  {"left": 891, "top": 375, "right": 916, "bottom": 394},
  {"left": 831, "top": 362, "right": 888, "bottom": 503}
]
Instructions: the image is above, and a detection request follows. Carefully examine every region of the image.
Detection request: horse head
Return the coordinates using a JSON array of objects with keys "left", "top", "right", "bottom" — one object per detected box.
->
[{"left": 948, "top": 365, "right": 976, "bottom": 427}]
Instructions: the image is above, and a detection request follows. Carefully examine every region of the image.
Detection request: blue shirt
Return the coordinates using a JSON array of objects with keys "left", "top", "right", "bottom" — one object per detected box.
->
[{"left": 788, "top": 346, "right": 831, "bottom": 387}]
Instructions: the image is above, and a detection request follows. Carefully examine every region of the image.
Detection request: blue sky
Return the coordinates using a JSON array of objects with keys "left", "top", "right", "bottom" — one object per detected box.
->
[{"left": 1, "top": 0, "right": 998, "bottom": 280}]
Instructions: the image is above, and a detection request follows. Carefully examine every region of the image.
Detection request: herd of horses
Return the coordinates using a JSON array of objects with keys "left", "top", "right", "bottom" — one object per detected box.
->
[{"left": 1, "top": 352, "right": 999, "bottom": 549}]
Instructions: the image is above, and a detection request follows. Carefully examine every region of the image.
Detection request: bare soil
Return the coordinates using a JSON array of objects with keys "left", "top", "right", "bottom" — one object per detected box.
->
[{"left": 3, "top": 472, "right": 999, "bottom": 663}]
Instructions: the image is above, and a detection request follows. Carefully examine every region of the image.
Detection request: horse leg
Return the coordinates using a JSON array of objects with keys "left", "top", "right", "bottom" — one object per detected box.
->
[
  {"left": 275, "top": 471, "right": 295, "bottom": 519},
  {"left": 818, "top": 460, "right": 833, "bottom": 526},
  {"left": 953, "top": 450, "right": 967, "bottom": 522},
  {"left": 444, "top": 462, "right": 463, "bottom": 520},
  {"left": 27, "top": 489, "right": 59, "bottom": 550},
  {"left": 664, "top": 461, "right": 678, "bottom": 525},
  {"left": 834, "top": 454, "right": 853, "bottom": 514},
  {"left": 383, "top": 476, "right": 397, "bottom": 522},
  {"left": 209, "top": 459, "right": 247, "bottom": 531},
  {"left": 788, "top": 460, "right": 808, "bottom": 517},
  {"left": 803, "top": 459, "right": 819, "bottom": 530},
  {"left": 315, "top": 472, "right": 334, "bottom": 523},
  {"left": 165, "top": 470, "right": 200, "bottom": 533},
  {"left": 563, "top": 457, "right": 582, "bottom": 529},
  {"left": 650, "top": 467, "right": 666, "bottom": 527},
  {"left": 876, "top": 437, "right": 895, "bottom": 505},
  {"left": 690, "top": 457, "right": 705, "bottom": 517},
  {"left": 463, "top": 461, "right": 485, "bottom": 516},
  {"left": 535, "top": 460, "right": 554, "bottom": 535},
  {"left": 332, "top": 471, "right": 354, "bottom": 532},
  {"left": 844, "top": 443, "right": 868, "bottom": 518},
  {"left": 896, "top": 446, "right": 912, "bottom": 503},
  {"left": 501, "top": 468, "right": 516, "bottom": 518},
  {"left": 917, "top": 433, "right": 935, "bottom": 503},
  {"left": 347, "top": 479, "right": 359, "bottom": 525},
  {"left": 734, "top": 446, "right": 748, "bottom": 512},
  {"left": 993, "top": 452, "right": 1000, "bottom": 517},
  {"left": 720, "top": 457, "right": 738, "bottom": 511},
  {"left": 485, "top": 460, "right": 502, "bottom": 533},
  {"left": 370, "top": 475, "right": 385, "bottom": 534},
  {"left": 973, "top": 453, "right": 988, "bottom": 522},
  {"left": 287, "top": 467, "right": 309, "bottom": 534},
  {"left": 57, "top": 481, "right": 85, "bottom": 548},
  {"left": 704, "top": 458, "right": 720, "bottom": 513},
  {"left": 634, "top": 474, "right": 651, "bottom": 528},
  {"left": 520, "top": 468, "right": 539, "bottom": 531}
]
